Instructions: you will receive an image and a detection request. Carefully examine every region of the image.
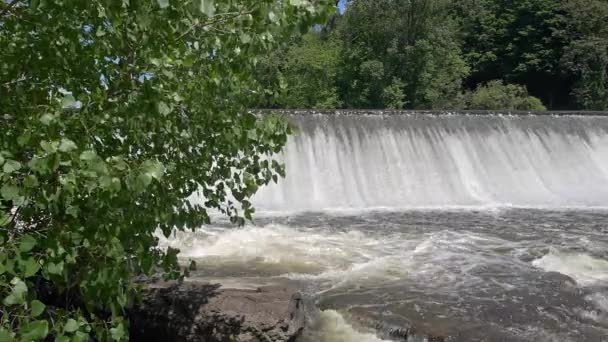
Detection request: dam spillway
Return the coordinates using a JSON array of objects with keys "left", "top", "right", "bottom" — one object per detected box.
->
[{"left": 253, "top": 112, "right": 608, "bottom": 211}]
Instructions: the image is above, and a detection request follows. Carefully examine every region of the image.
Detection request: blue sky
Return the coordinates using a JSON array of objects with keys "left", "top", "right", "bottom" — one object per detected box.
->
[{"left": 338, "top": 0, "right": 348, "bottom": 13}]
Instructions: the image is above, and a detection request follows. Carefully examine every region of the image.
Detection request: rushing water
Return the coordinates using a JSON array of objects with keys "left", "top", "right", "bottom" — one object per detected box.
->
[
  {"left": 254, "top": 114, "right": 608, "bottom": 211},
  {"left": 175, "top": 113, "right": 608, "bottom": 341}
]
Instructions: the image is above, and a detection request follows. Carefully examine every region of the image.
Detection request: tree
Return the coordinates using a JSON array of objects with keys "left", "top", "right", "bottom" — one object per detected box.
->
[
  {"left": 334, "top": 0, "right": 468, "bottom": 108},
  {"left": 0, "top": 0, "right": 334, "bottom": 340},
  {"left": 455, "top": 0, "right": 568, "bottom": 107},
  {"left": 280, "top": 32, "right": 342, "bottom": 109},
  {"left": 558, "top": 0, "right": 608, "bottom": 110}
]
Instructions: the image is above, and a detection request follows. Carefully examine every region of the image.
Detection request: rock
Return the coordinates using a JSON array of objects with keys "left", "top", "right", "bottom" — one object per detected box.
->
[{"left": 129, "top": 282, "right": 309, "bottom": 342}]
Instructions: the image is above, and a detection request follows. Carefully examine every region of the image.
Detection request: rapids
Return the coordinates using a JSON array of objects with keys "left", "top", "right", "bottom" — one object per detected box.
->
[{"left": 176, "top": 113, "right": 608, "bottom": 341}]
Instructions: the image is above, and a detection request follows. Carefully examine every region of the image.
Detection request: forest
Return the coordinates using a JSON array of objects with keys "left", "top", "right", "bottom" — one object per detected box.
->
[{"left": 255, "top": 0, "right": 608, "bottom": 111}]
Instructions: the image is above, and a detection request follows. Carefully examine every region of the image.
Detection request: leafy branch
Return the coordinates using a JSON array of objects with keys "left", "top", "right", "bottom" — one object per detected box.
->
[{"left": 177, "top": 9, "right": 254, "bottom": 41}]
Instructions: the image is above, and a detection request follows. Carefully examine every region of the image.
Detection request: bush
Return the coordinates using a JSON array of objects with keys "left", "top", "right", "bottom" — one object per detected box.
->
[
  {"left": 0, "top": 1, "right": 333, "bottom": 341},
  {"left": 382, "top": 78, "right": 406, "bottom": 109},
  {"left": 466, "top": 80, "right": 547, "bottom": 111}
]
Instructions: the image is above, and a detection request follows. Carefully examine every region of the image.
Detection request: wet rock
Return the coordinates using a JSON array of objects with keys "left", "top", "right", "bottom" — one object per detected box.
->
[{"left": 129, "top": 282, "right": 309, "bottom": 342}]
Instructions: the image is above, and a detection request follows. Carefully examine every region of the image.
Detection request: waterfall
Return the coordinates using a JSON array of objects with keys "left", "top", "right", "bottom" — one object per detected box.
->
[{"left": 252, "top": 113, "right": 608, "bottom": 211}]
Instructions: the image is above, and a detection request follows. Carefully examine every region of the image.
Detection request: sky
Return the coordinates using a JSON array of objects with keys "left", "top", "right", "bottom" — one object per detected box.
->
[{"left": 338, "top": 0, "right": 348, "bottom": 13}]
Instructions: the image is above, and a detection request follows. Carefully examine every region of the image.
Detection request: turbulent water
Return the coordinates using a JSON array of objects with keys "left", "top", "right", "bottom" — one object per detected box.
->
[{"left": 173, "top": 113, "right": 608, "bottom": 341}]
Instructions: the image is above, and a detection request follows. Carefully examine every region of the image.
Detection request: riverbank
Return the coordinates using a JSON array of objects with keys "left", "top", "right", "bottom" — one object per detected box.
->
[
  {"left": 129, "top": 279, "right": 454, "bottom": 342},
  {"left": 129, "top": 281, "right": 311, "bottom": 342}
]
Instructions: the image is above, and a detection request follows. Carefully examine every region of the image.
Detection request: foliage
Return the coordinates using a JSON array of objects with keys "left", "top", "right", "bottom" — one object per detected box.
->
[
  {"left": 0, "top": 0, "right": 334, "bottom": 340},
  {"left": 558, "top": 0, "right": 608, "bottom": 110},
  {"left": 334, "top": 0, "right": 468, "bottom": 109},
  {"left": 279, "top": 33, "right": 342, "bottom": 109},
  {"left": 454, "top": 0, "right": 567, "bottom": 106},
  {"left": 382, "top": 78, "right": 406, "bottom": 110},
  {"left": 251, "top": 0, "right": 608, "bottom": 110},
  {"left": 465, "top": 80, "right": 547, "bottom": 111}
]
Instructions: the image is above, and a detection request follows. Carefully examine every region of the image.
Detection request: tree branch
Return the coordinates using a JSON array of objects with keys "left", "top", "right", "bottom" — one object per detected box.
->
[
  {"left": 177, "top": 10, "right": 254, "bottom": 41},
  {"left": 0, "top": 0, "right": 20, "bottom": 17},
  {"left": 1, "top": 75, "right": 28, "bottom": 88}
]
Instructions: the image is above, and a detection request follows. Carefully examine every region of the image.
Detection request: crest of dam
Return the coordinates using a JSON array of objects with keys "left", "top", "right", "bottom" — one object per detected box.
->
[{"left": 252, "top": 110, "right": 608, "bottom": 212}]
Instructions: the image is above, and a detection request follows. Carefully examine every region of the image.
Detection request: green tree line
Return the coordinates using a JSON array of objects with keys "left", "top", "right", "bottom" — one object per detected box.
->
[{"left": 256, "top": 0, "right": 608, "bottom": 111}]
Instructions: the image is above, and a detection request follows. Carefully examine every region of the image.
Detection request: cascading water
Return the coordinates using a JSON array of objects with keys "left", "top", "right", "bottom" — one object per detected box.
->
[
  {"left": 169, "top": 112, "right": 608, "bottom": 341},
  {"left": 253, "top": 113, "right": 608, "bottom": 211}
]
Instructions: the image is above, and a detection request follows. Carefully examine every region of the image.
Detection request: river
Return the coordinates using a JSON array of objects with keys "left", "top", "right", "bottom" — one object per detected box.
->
[{"left": 165, "top": 113, "right": 608, "bottom": 341}]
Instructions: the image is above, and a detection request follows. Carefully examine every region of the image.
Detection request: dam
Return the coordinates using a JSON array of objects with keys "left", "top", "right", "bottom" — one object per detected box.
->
[
  {"left": 168, "top": 111, "right": 608, "bottom": 341},
  {"left": 253, "top": 111, "right": 608, "bottom": 211}
]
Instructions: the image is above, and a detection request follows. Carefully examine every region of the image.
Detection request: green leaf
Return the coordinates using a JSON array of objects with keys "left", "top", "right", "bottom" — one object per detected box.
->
[
  {"left": 17, "top": 132, "right": 31, "bottom": 146},
  {"left": 109, "top": 323, "right": 125, "bottom": 341},
  {"left": 19, "top": 235, "right": 37, "bottom": 253},
  {"left": 3, "top": 277, "right": 27, "bottom": 306},
  {"left": 142, "top": 160, "right": 164, "bottom": 180},
  {"left": 66, "top": 205, "right": 79, "bottom": 218},
  {"left": 157, "top": 0, "right": 169, "bottom": 9},
  {"left": 182, "top": 56, "right": 195, "bottom": 68},
  {"left": 63, "top": 319, "right": 79, "bottom": 333},
  {"left": 0, "top": 154, "right": 4, "bottom": 166},
  {"left": 40, "top": 140, "right": 59, "bottom": 153},
  {"left": 161, "top": 70, "right": 174, "bottom": 79},
  {"left": 23, "top": 258, "right": 40, "bottom": 278},
  {"left": 200, "top": 0, "right": 215, "bottom": 16},
  {"left": 136, "top": 173, "right": 152, "bottom": 190},
  {"left": 40, "top": 113, "right": 55, "bottom": 126},
  {"left": 1, "top": 185, "right": 20, "bottom": 201},
  {"left": 268, "top": 11, "right": 278, "bottom": 23},
  {"left": 23, "top": 175, "right": 39, "bottom": 188},
  {"left": 61, "top": 94, "right": 77, "bottom": 109},
  {"left": 20, "top": 320, "right": 48, "bottom": 341},
  {"left": 79, "top": 150, "right": 97, "bottom": 161},
  {"left": 59, "top": 139, "right": 78, "bottom": 153},
  {"left": 157, "top": 101, "right": 171, "bottom": 116},
  {"left": 2, "top": 160, "right": 21, "bottom": 174},
  {"left": 46, "top": 262, "right": 64, "bottom": 276},
  {"left": 0, "top": 328, "right": 12, "bottom": 342},
  {"left": 55, "top": 336, "right": 69, "bottom": 342},
  {"left": 98, "top": 176, "right": 113, "bottom": 189},
  {"left": 72, "top": 332, "right": 88, "bottom": 342},
  {"left": 111, "top": 157, "right": 128, "bottom": 171},
  {"left": 30, "top": 300, "right": 46, "bottom": 317},
  {"left": 0, "top": 212, "right": 8, "bottom": 227}
]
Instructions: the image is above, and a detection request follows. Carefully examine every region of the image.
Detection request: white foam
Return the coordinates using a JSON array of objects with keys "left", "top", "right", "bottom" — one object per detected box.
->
[
  {"left": 587, "top": 292, "right": 608, "bottom": 313},
  {"left": 158, "top": 224, "right": 386, "bottom": 276},
  {"left": 247, "top": 115, "right": 608, "bottom": 211},
  {"left": 160, "top": 223, "right": 527, "bottom": 295},
  {"left": 532, "top": 250, "right": 608, "bottom": 286},
  {"left": 299, "top": 310, "right": 393, "bottom": 342},
  {"left": 577, "top": 292, "right": 608, "bottom": 325}
]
